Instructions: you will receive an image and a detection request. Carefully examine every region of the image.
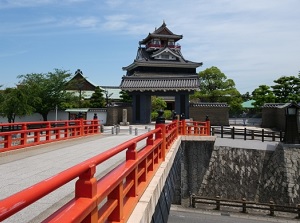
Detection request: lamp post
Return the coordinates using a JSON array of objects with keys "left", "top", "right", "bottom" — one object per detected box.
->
[{"left": 283, "top": 102, "right": 300, "bottom": 144}]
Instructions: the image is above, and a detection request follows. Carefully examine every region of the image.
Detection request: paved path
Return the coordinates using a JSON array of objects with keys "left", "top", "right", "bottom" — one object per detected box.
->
[{"left": 0, "top": 125, "right": 151, "bottom": 223}]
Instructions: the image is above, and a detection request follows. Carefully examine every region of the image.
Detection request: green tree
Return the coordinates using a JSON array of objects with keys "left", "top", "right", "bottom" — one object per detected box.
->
[
  {"left": 192, "top": 66, "right": 243, "bottom": 115},
  {"left": 120, "top": 90, "right": 132, "bottom": 103},
  {"left": 60, "top": 92, "right": 80, "bottom": 109},
  {"left": 151, "top": 96, "right": 167, "bottom": 112},
  {"left": 90, "top": 87, "right": 105, "bottom": 108},
  {"left": 252, "top": 85, "right": 276, "bottom": 109},
  {"left": 18, "top": 69, "right": 72, "bottom": 121},
  {"left": 271, "top": 75, "right": 300, "bottom": 103},
  {"left": 241, "top": 92, "right": 252, "bottom": 101},
  {"left": 0, "top": 87, "right": 33, "bottom": 123}
]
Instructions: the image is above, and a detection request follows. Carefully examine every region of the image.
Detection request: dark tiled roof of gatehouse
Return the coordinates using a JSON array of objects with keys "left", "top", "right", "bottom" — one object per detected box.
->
[{"left": 120, "top": 75, "right": 199, "bottom": 91}]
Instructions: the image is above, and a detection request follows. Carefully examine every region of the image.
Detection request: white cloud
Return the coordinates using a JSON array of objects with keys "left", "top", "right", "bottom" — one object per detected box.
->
[{"left": 102, "top": 14, "right": 132, "bottom": 31}]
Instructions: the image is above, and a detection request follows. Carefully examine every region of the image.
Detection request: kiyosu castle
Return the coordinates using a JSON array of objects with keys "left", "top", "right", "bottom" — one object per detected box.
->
[{"left": 120, "top": 22, "right": 203, "bottom": 123}]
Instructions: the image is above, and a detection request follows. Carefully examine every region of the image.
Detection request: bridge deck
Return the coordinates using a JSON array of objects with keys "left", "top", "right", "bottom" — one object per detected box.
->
[{"left": 0, "top": 124, "right": 279, "bottom": 223}]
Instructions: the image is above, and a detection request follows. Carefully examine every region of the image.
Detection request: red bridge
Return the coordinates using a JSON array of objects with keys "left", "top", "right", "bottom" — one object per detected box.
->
[{"left": 0, "top": 119, "right": 210, "bottom": 222}]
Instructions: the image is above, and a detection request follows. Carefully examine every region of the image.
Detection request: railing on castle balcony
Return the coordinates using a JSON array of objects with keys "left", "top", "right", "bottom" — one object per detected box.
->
[
  {"left": 0, "top": 120, "right": 210, "bottom": 223},
  {"left": 0, "top": 119, "right": 100, "bottom": 153}
]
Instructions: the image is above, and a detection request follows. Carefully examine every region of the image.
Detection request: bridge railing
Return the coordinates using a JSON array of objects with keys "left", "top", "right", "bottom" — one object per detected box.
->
[
  {"left": 0, "top": 119, "right": 100, "bottom": 153},
  {"left": 178, "top": 119, "right": 211, "bottom": 136},
  {"left": 0, "top": 120, "right": 210, "bottom": 222}
]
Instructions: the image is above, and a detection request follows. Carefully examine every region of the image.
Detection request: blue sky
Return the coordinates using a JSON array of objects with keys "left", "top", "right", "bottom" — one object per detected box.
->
[{"left": 1, "top": 0, "right": 300, "bottom": 94}]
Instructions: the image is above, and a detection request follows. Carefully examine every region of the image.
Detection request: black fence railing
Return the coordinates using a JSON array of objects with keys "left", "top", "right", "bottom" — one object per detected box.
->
[
  {"left": 191, "top": 195, "right": 300, "bottom": 219},
  {"left": 211, "top": 126, "right": 284, "bottom": 142}
]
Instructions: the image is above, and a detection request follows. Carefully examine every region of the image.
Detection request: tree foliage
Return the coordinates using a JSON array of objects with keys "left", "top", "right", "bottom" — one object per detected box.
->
[
  {"left": 151, "top": 96, "right": 167, "bottom": 112},
  {"left": 251, "top": 85, "right": 276, "bottom": 109},
  {"left": 90, "top": 87, "right": 105, "bottom": 108},
  {"left": 271, "top": 76, "right": 300, "bottom": 103},
  {"left": 120, "top": 90, "right": 132, "bottom": 103},
  {"left": 0, "top": 87, "right": 33, "bottom": 122},
  {"left": 191, "top": 66, "right": 243, "bottom": 114},
  {"left": 17, "top": 69, "right": 72, "bottom": 121}
]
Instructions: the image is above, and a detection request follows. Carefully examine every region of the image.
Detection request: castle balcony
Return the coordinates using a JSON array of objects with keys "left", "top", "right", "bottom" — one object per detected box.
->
[{"left": 146, "top": 43, "right": 181, "bottom": 50}]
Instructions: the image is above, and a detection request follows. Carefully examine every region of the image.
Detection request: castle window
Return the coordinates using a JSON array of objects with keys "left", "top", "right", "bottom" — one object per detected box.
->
[{"left": 168, "top": 40, "right": 174, "bottom": 46}]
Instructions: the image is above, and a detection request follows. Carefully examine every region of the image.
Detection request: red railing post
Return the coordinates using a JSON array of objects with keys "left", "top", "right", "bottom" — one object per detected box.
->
[
  {"left": 108, "top": 183, "right": 124, "bottom": 222},
  {"left": 206, "top": 121, "right": 211, "bottom": 136},
  {"left": 126, "top": 142, "right": 138, "bottom": 199},
  {"left": 172, "top": 119, "right": 179, "bottom": 138},
  {"left": 46, "top": 122, "right": 51, "bottom": 141},
  {"left": 126, "top": 143, "right": 137, "bottom": 160},
  {"left": 182, "top": 119, "right": 187, "bottom": 135},
  {"left": 4, "top": 134, "right": 12, "bottom": 150},
  {"left": 64, "top": 121, "right": 69, "bottom": 138},
  {"left": 34, "top": 131, "right": 40, "bottom": 143},
  {"left": 80, "top": 118, "right": 84, "bottom": 136},
  {"left": 93, "top": 119, "right": 99, "bottom": 133},
  {"left": 155, "top": 123, "right": 166, "bottom": 160},
  {"left": 21, "top": 124, "right": 27, "bottom": 146},
  {"left": 75, "top": 165, "right": 98, "bottom": 222}
]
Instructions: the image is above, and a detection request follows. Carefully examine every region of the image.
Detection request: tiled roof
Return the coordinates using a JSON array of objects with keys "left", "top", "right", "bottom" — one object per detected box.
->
[
  {"left": 139, "top": 22, "right": 182, "bottom": 45},
  {"left": 262, "top": 103, "right": 288, "bottom": 108},
  {"left": 190, "top": 102, "right": 229, "bottom": 107},
  {"left": 120, "top": 76, "right": 199, "bottom": 91}
]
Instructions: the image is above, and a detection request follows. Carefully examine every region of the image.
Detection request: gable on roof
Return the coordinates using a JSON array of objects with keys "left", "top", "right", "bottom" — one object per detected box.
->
[
  {"left": 65, "top": 69, "right": 96, "bottom": 91},
  {"left": 153, "top": 21, "right": 174, "bottom": 35},
  {"left": 151, "top": 47, "right": 181, "bottom": 60}
]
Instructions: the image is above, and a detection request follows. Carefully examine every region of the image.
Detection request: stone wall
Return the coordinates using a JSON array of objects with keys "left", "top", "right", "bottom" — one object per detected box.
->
[
  {"left": 180, "top": 141, "right": 300, "bottom": 207},
  {"left": 261, "top": 107, "right": 285, "bottom": 130},
  {"left": 189, "top": 103, "right": 229, "bottom": 126},
  {"left": 258, "top": 144, "right": 300, "bottom": 205}
]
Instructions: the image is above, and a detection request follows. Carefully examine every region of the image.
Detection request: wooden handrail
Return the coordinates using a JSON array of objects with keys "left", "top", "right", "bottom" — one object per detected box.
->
[{"left": 0, "top": 119, "right": 100, "bottom": 152}]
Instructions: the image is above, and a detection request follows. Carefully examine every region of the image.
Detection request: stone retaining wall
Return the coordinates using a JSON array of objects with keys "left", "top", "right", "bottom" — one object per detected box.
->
[{"left": 180, "top": 141, "right": 300, "bottom": 207}]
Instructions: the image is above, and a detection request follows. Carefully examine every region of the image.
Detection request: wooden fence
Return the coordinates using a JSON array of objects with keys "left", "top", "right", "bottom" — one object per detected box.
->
[
  {"left": 191, "top": 195, "right": 300, "bottom": 219},
  {"left": 211, "top": 126, "right": 284, "bottom": 142}
]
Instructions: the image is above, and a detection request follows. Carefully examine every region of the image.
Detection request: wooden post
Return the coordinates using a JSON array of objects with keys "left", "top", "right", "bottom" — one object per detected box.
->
[
  {"left": 269, "top": 200, "right": 275, "bottom": 216},
  {"left": 241, "top": 198, "right": 247, "bottom": 213},
  {"left": 75, "top": 165, "right": 98, "bottom": 222},
  {"left": 231, "top": 127, "right": 235, "bottom": 139},
  {"left": 221, "top": 125, "right": 224, "bottom": 138},
  {"left": 215, "top": 196, "right": 220, "bottom": 210},
  {"left": 206, "top": 121, "right": 211, "bottom": 136},
  {"left": 21, "top": 124, "right": 27, "bottom": 146},
  {"left": 244, "top": 128, "right": 247, "bottom": 140},
  {"left": 182, "top": 119, "right": 186, "bottom": 135},
  {"left": 262, "top": 129, "right": 264, "bottom": 142},
  {"left": 155, "top": 123, "right": 166, "bottom": 161},
  {"left": 46, "top": 122, "right": 51, "bottom": 141},
  {"left": 191, "top": 194, "right": 195, "bottom": 208}
]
